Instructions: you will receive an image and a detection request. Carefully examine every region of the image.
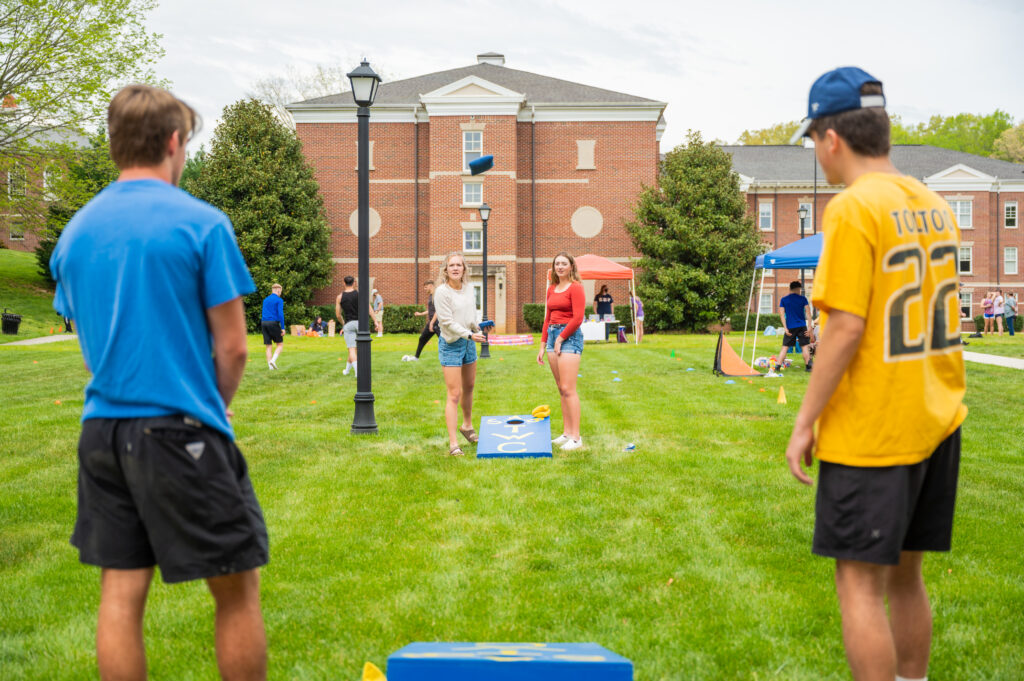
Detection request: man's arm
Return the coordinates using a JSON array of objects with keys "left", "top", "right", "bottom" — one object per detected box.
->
[
  {"left": 206, "top": 296, "right": 248, "bottom": 411},
  {"left": 784, "top": 309, "right": 866, "bottom": 484},
  {"left": 335, "top": 295, "right": 343, "bottom": 323},
  {"left": 779, "top": 307, "right": 787, "bottom": 330},
  {"left": 429, "top": 312, "right": 437, "bottom": 331}
]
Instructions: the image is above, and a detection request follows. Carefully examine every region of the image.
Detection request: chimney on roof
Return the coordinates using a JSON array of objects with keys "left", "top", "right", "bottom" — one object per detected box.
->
[{"left": 476, "top": 52, "right": 505, "bottom": 66}]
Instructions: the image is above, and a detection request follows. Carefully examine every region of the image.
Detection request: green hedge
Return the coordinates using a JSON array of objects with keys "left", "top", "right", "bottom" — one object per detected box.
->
[
  {"left": 730, "top": 312, "right": 782, "bottom": 331},
  {"left": 523, "top": 303, "right": 634, "bottom": 333},
  {"left": 974, "top": 314, "right": 1022, "bottom": 332},
  {"left": 281, "top": 303, "right": 424, "bottom": 334}
]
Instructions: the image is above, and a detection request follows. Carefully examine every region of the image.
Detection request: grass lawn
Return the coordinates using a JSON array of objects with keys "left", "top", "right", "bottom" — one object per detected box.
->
[
  {"left": 1, "top": 330, "right": 1022, "bottom": 680},
  {"left": 960, "top": 332, "right": 1024, "bottom": 359},
  {"left": 0, "top": 249, "right": 66, "bottom": 341}
]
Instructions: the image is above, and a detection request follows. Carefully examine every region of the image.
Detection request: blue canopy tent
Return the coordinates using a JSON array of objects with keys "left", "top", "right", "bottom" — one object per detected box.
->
[{"left": 742, "top": 233, "right": 824, "bottom": 365}]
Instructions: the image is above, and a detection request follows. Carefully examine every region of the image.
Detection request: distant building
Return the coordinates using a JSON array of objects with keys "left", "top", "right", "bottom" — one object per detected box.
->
[
  {"left": 287, "top": 53, "right": 666, "bottom": 332},
  {"left": 725, "top": 145, "right": 1024, "bottom": 320}
]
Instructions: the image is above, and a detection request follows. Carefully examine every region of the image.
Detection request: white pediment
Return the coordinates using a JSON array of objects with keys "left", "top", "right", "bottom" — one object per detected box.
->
[
  {"left": 924, "top": 163, "right": 996, "bottom": 183},
  {"left": 422, "top": 76, "right": 524, "bottom": 99}
]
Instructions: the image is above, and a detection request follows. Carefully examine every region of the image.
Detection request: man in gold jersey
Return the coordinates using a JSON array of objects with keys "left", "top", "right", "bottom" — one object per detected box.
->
[{"left": 785, "top": 68, "right": 967, "bottom": 681}]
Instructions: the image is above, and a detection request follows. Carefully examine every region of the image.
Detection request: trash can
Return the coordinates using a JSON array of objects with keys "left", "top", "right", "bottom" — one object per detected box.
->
[{"left": 2, "top": 308, "right": 22, "bottom": 335}]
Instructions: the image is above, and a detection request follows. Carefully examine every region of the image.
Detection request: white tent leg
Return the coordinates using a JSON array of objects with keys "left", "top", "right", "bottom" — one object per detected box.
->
[
  {"left": 630, "top": 276, "right": 638, "bottom": 345},
  {"left": 751, "top": 268, "right": 768, "bottom": 366},
  {"left": 741, "top": 266, "right": 758, "bottom": 362}
]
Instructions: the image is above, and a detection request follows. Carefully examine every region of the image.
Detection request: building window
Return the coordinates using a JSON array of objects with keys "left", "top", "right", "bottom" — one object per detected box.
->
[
  {"left": 958, "top": 246, "right": 972, "bottom": 274},
  {"left": 758, "top": 202, "right": 773, "bottom": 231},
  {"left": 1006, "top": 247, "right": 1018, "bottom": 275},
  {"left": 1006, "top": 201, "right": 1018, "bottom": 229},
  {"left": 758, "top": 292, "right": 773, "bottom": 314},
  {"left": 948, "top": 200, "right": 972, "bottom": 229},
  {"left": 9, "top": 217, "right": 24, "bottom": 241},
  {"left": 959, "top": 290, "right": 971, "bottom": 318},
  {"left": 799, "top": 202, "right": 813, "bottom": 235},
  {"left": 464, "top": 229, "right": 482, "bottom": 253},
  {"left": 7, "top": 166, "right": 27, "bottom": 198},
  {"left": 463, "top": 182, "right": 482, "bottom": 206},
  {"left": 42, "top": 166, "right": 58, "bottom": 202},
  {"left": 463, "top": 131, "right": 482, "bottom": 171}
]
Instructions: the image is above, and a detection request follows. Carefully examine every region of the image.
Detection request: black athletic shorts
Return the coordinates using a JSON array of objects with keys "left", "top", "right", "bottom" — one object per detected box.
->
[
  {"left": 71, "top": 416, "right": 269, "bottom": 583},
  {"left": 261, "top": 320, "right": 283, "bottom": 345},
  {"left": 813, "top": 428, "right": 960, "bottom": 565},
  {"left": 782, "top": 327, "right": 812, "bottom": 347}
]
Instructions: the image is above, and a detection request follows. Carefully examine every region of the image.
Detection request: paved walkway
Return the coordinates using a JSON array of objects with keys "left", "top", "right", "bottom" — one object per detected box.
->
[
  {"left": 963, "top": 351, "right": 1024, "bottom": 370},
  {"left": 2, "top": 334, "right": 77, "bottom": 346}
]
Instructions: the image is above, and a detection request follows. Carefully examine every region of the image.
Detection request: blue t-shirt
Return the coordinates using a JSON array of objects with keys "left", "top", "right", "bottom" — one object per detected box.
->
[
  {"left": 261, "top": 293, "right": 284, "bottom": 326},
  {"left": 779, "top": 293, "right": 810, "bottom": 330},
  {"left": 51, "top": 179, "right": 255, "bottom": 439}
]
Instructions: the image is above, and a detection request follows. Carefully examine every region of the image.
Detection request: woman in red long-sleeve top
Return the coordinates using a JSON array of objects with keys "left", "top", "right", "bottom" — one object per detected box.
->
[{"left": 536, "top": 251, "right": 586, "bottom": 451}]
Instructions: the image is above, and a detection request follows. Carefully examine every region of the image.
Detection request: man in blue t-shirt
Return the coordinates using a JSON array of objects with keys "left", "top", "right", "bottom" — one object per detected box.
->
[
  {"left": 776, "top": 280, "right": 814, "bottom": 370},
  {"left": 50, "top": 85, "right": 268, "bottom": 680},
  {"left": 261, "top": 283, "right": 285, "bottom": 369}
]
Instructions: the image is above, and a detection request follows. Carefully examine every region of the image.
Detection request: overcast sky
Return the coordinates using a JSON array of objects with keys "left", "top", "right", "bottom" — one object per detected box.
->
[{"left": 146, "top": 0, "right": 1023, "bottom": 152}]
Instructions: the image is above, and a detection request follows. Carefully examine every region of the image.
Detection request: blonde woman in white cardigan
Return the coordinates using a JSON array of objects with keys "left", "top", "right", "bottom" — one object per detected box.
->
[{"left": 434, "top": 252, "right": 486, "bottom": 456}]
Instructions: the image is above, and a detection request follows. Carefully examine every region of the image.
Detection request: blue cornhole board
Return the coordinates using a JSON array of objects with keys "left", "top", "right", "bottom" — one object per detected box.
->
[
  {"left": 387, "top": 642, "right": 633, "bottom": 681},
  {"left": 477, "top": 415, "right": 552, "bottom": 458}
]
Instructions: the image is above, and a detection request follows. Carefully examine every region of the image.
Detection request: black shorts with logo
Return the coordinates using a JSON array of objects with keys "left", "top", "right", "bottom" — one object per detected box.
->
[
  {"left": 71, "top": 416, "right": 269, "bottom": 583},
  {"left": 813, "top": 428, "right": 960, "bottom": 565},
  {"left": 782, "top": 327, "right": 812, "bottom": 347},
  {"left": 261, "top": 320, "right": 283, "bottom": 345}
]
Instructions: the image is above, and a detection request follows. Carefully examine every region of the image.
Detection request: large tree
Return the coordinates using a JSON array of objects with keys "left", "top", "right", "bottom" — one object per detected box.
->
[
  {"left": 0, "top": 0, "right": 164, "bottom": 152},
  {"left": 890, "top": 110, "right": 1013, "bottom": 157},
  {"left": 34, "top": 128, "right": 119, "bottom": 282},
  {"left": 626, "top": 131, "right": 762, "bottom": 331},
  {"left": 185, "top": 99, "right": 333, "bottom": 330},
  {"left": 992, "top": 123, "right": 1024, "bottom": 163},
  {"left": 736, "top": 120, "right": 801, "bottom": 145}
]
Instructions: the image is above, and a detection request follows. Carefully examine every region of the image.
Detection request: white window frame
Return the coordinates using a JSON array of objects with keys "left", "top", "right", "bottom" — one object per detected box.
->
[
  {"left": 758, "top": 202, "right": 773, "bottom": 231},
  {"left": 1005, "top": 247, "right": 1018, "bottom": 276},
  {"left": 9, "top": 216, "right": 24, "bottom": 241},
  {"left": 948, "top": 200, "right": 972, "bottom": 229},
  {"left": 798, "top": 202, "right": 813, "bottom": 235},
  {"left": 958, "top": 245, "right": 973, "bottom": 275},
  {"left": 462, "top": 181, "right": 482, "bottom": 206},
  {"left": 959, "top": 290, "right": 972, "bottom": 318},
  {"left": 1005, "top": 201, "right": 1018, "bottom": 229},
  {"left": 758, "top": 292, "right": 773, "bottom": 314},
  {"left": 7, "top": 166, "right": 27, "bottom": 199},
  {"left": 463, "top": 228, "right": 482, "bottom": 253},
  {"left": 463, "top": 131, "right": 482, "bottom": 172}
]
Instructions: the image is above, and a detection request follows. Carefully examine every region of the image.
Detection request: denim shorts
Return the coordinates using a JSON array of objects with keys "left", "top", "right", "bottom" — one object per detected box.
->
[
  {"left": 546, "top": 325, "right": 584, "bottom": 355},
  {"left": 439, "top": 336, "right": 477, "bottom": 367}
]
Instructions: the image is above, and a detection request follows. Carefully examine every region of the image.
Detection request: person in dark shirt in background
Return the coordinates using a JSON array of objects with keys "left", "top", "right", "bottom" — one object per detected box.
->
[
  {"left": 410, "top": 280, "right": 439, "bottom": 360},
  {"left": 335, "top": 276, "right": 359, "bottom": 376},
  {"left": 594, "top": 285, "right": 614, "bottom": 318},
  {"left": 261, "top": 283, "right": 285, "bottom": 370},
  {"left": 776, "top": 280, "right": 814, "bottom": 371}
]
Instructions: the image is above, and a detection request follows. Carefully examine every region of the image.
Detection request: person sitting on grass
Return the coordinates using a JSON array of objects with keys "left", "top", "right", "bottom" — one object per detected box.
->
[{"left": 309, "top": 315, "right": 325, "bottom": 336}]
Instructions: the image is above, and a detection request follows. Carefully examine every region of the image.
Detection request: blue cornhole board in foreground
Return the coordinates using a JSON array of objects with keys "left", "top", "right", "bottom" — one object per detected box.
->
[
  {"left": 477, "top": 415, "right": 552, "bottom": 458},
  {"left": 387, "top": 642, "right": 633, "bottom": 681}
]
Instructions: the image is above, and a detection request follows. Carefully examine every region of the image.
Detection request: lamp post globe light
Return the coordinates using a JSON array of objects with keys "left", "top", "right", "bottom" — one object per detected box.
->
[
  {"left": 798, "top": 205, "right": 809, "bottom": 290},
  {"left": 478, "top": 202, "right": 492, "bottom": 358},
  {"left": 347, "top": 59, "right": 382, "bottom": 434}
]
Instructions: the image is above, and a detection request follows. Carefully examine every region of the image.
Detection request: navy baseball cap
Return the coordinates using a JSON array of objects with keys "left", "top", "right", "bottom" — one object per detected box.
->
[{"left": 789, "top": 67, "right": 886, "bottom": 144}]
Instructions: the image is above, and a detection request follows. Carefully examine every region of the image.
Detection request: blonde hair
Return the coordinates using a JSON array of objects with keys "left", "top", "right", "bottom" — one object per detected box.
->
[
  {"left": 108, "top": 84, "right": 199, "bottom": 169},
  {"left": 440, "top": 252, "right": 467, "bottom": 286},
  {"left": 549, "top": 251, "right": 581, "bottom": 285}
]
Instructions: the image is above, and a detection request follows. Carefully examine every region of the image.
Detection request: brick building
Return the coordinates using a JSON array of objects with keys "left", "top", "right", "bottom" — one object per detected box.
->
[
  {"left": 726, "top": 145, "right": 1024, "bottom": 320},
  {"left": 287, "top": 53, "right": 666, "bottom": 332}
]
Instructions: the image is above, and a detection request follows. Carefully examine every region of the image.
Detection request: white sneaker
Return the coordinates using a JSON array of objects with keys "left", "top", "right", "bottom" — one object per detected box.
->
[
  {"left": 552, "top": 434, "right": 570, "bottom": 446},
  {"left": 409, "top": 356, "right": 418, "bottom": 361},
  {"left": 343, "top": 366, "right": 350, "bottom": 375},
  {"left": 268, "top": 362, "right": 276, "bottom": 370},
  {"left": 377, "top": 332, "right": 382, "bottom": 337},
  {"left": 560, "top": 438, "right": 583, "bottom": 451}
]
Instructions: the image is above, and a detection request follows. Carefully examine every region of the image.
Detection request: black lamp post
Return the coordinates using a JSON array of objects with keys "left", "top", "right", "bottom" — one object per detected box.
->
[
  {"left": 798, "top": 205, "right": 809, "bottom": 291},
  {"left": 347, "top": 59, "right": 381, "bottom": 434},
  {"left": 478, "top": 202, "right": 491, "bottom": 358}
]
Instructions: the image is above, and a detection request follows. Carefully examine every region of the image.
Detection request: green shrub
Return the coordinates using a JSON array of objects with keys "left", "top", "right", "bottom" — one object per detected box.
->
[
  {"left": 523, "top": 303, "right": 545, "bottom": 332},
  {"left": 614, "top": 304, "right": 634, "bottom": 332},
  {"left": 730, "top": 312, "right": 782, "bottom": 331},
  {"left": 382, "top": 305, "right": 425, "bottom": 334},
  {"left": 974, "top": 314, "right": 1022, "bottom": 332}
]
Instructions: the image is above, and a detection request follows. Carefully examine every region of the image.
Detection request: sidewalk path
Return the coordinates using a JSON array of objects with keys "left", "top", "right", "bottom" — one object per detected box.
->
[
  {"left": 963, "top": 351, "right": 1024, "bottom": 370},
  {"left": 2, "top": 334, "right": 77, "bottom": 346}
]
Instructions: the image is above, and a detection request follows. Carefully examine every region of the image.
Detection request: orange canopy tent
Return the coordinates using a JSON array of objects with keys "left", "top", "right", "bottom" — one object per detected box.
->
[{"left": 548, "top": 254, "right": 638, "bottom": 344}]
